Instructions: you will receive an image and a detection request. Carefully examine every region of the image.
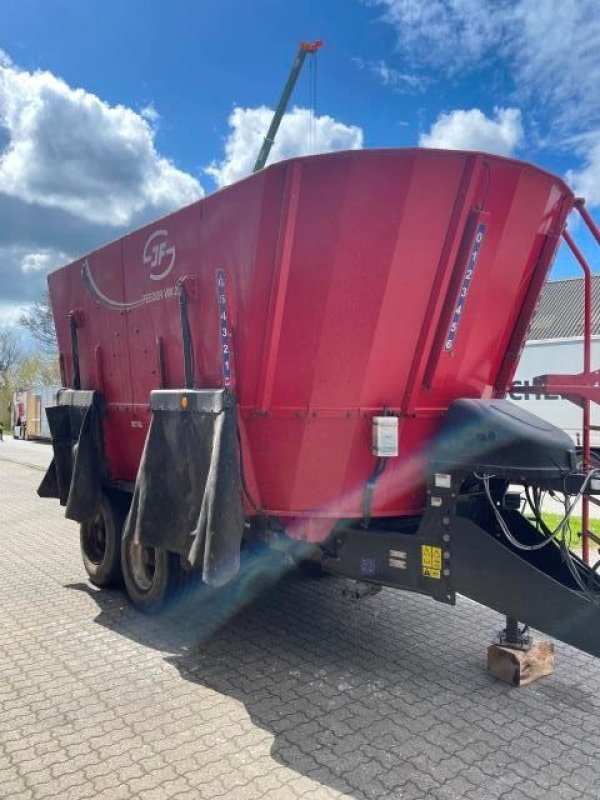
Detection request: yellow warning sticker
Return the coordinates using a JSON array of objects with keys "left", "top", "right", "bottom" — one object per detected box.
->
[{"left": 421, "top": 545, "right": 442, "bottom": 580}]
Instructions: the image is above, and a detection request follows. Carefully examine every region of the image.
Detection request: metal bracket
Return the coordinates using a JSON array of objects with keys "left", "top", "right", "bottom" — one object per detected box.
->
[
  {"left": 67, "top": 311, "right": 82, "bottom": 391},
  {"left": 494, "top": 616, "right": 532, "bottom": 651},
  {"left": 177, "top": 279, "right": 195, "bottom": 389}
]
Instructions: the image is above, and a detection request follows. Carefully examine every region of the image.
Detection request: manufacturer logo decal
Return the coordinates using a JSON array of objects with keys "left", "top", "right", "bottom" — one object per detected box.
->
[
  {"left": 143, "top": 229, "right": 176, "bottom": 281},
  {"left": 81, "top": 259, "right": 145, "bottom": 311},
  {"left": 81, "top": 258, "right": 179, "bottom": 311}
]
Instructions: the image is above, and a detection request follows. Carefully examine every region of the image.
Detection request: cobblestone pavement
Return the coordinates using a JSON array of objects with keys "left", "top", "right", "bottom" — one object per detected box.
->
[
  {"left": 0, "top": 436, "right": 54, "bottom": 471},
  {"left": 2, "top": 444, "right": 600, "bottom": 800}
]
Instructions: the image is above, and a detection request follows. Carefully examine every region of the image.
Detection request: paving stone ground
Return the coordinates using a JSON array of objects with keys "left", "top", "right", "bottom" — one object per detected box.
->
[{"left": 2, "top": 440, "right": 600, "bottom": 799}]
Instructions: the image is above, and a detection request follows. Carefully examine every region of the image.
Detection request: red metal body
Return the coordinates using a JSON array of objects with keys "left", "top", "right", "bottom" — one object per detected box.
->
[{"left": 48, "top": 149, "right": 574, "bottom": 541}]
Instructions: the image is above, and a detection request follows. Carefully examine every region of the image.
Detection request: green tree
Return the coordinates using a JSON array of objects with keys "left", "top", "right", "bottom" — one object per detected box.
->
[
  {"left": 0, "top": 330, "right": 60, "bottom": 427},
  {"left": 0, "top": 328, "right": 22, "bottom": 427},
  {"left": 0, "top": 328, "right": 21, "bottom": 387},
  {"left": 12, "top": 352, "right": 60, "bottom": 390},
  {"left": 19, "top": 289, "right": 57, "bottom": 353}
]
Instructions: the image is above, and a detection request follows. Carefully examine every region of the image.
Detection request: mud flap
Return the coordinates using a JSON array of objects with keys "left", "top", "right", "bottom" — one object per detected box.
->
[
  {"left": 123, "top": 389, "right": 244, "bottom": 587},
  {"left": 37, "top": 390, "right": 105, "bottom": 522}
]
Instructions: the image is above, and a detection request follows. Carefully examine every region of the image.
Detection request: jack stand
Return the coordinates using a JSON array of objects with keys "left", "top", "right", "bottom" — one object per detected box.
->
[
  {"left": 487, "top": 616, "right": 555, "bottom": 686},
  {"left": 495, "top": 616, "right": 532, "bottom": 650}
]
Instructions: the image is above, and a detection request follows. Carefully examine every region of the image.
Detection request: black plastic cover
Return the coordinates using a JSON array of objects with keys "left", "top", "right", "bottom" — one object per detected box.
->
[{"left": 430, "top": 399, "right": 576, "bottom": 481}]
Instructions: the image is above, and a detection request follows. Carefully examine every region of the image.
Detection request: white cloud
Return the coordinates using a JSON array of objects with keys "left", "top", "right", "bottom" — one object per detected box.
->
[
  {"left": 0, "top": 61, "right": 203, "bottom": 226},
  {"left": 374, "top": 0, "right": 503, "bottom": 70},
  {"left": 0, "top": 302, "right": 28, "bottom": 327},
  {"left": 511, "top": 1, "right": 600, "bottom": 125},
  {"left": 566, "top": 138, "right": 600, "bottom": 205},
  {"left": 21, "top": 250, "right": 70, "bottom": 274},
  {"left": 373, "top": 0, "right": 600, "bottom": 131},
  {"left": 354, "top": 57, "right": 427, "bottom": 93},
  {"left": 206, "top": 105, "right": 364, "bottom": 188},
  {"left": 0, "top": 53, "right": 204, "bottom": 322},
  {"left": 140, "top": 103, "right": 160, "bottom": 125},
  {"left": 0, "top": 241, "right": 75, "bottom": 307},
  {"left": 419, "top": 107, "right": 523, "bottom": 156}
]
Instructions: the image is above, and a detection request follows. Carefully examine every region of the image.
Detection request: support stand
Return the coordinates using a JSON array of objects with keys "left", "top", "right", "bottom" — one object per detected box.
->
[
  {"left": 487, "top": 616, "right": 554, "bottom": 686},
  {"left": 496, "top": 616, "right": 532, "bottom": 650}
]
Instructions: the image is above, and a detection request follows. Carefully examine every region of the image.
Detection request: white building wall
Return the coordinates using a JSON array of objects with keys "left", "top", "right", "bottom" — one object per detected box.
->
[
  {"left": 34, "top": 385, "right": 60, "bottom": 439},
  {"left": 511, "top": 337, "right": 600, "bottom": 447}
]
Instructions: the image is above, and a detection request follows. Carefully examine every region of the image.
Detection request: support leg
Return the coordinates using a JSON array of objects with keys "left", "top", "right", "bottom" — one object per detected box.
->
[{"left": 487, "top": 616, "right": 554, "bottom": 686}]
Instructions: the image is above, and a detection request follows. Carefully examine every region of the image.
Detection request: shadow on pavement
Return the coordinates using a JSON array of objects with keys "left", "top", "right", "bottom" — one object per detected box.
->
[{"left": 67, "top": 565, "right": 600, "bottom": 800}]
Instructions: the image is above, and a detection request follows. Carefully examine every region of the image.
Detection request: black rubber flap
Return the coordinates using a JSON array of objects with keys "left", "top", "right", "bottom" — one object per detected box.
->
[
  {"left": 123, "top": 394, "right": 244, "bottom": 587},
  {"left": 37, "top": 390, "right": 104, "bottom": 522}
]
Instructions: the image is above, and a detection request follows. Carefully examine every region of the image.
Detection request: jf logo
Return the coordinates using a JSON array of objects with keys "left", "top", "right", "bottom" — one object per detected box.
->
[{"left": 143, "top": 229, "right": 176, "bottom": 281}]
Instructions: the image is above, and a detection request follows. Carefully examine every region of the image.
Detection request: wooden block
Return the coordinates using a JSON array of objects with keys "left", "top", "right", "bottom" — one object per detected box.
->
[{"left": 487, "top": 641, "right": 555, "bottom": 686}]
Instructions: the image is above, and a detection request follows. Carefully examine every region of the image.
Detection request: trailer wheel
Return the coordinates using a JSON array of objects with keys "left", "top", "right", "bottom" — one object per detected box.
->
[
  {"left": 80, "top": 494, "right": 123, "bottom": 587},
  {"left": 121, "top": 542, "right": 186, "bottom": 613}
]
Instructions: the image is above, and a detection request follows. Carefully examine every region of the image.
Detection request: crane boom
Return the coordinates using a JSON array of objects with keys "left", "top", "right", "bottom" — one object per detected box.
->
[{"left": 253, "top": 40, "right": 323, "bottom": 173}]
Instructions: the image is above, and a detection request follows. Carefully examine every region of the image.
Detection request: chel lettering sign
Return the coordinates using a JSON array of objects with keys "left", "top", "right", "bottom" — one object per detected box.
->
[{"left": 509, "top": 379, "right": 559, "bottom": 400}]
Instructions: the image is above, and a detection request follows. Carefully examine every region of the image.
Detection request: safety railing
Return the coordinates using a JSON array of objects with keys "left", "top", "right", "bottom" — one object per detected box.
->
[{"left": 539, "top": 200, "right": 600, "bottom": 563}]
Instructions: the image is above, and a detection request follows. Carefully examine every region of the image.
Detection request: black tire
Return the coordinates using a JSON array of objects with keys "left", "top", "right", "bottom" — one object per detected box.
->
[
  {"left": 121, "top": 540, "right": 189, "bottom": 613},
  {"left": 80, "top": 494, "right": 124, "bottom": 587}
]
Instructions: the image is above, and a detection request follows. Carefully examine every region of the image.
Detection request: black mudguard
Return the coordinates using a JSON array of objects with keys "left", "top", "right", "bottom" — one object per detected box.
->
[
  {"left": 38, "top": 389, "right": 105, "bottom": 523},
  {"left": 123, "top": 389, "right": 244, "bottom": 587}
]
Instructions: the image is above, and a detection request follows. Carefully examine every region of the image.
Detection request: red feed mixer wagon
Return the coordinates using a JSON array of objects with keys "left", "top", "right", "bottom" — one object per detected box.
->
[{"left": 40, "top": 148, "right": 600, "bottom": 657}]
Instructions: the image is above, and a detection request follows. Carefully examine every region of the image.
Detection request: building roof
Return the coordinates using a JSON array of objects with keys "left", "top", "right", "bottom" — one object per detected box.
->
[{"left": 527, "top": 275, "right": 600, "bottom": 340}]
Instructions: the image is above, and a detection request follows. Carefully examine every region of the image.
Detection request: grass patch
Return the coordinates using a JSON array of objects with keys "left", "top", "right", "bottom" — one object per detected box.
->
[
  {"left": 541, "top": 512, "right": 600, "bottom": 537},
  {"left": 525, "top": 512, "right": 600, "bottom": 553}
]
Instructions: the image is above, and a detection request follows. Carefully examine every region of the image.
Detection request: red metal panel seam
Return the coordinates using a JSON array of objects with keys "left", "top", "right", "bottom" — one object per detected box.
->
[
  {"left": 401, "top": 155, "right": 480, "bottom": 416},
  {"left": 121, "top": 236, "right": 136, "bottom": 414},
  {"left": 238, "top": 405, "right": 447, "bottom": 418},
  {"left": 256, "top": 161, "right": 303, "bottom": 410},
  {"left": 493, "top": 193, "right": 574, "bottom": 396},
  {"left": 422, "top": 207, "right": 491, "bottom": 389}
]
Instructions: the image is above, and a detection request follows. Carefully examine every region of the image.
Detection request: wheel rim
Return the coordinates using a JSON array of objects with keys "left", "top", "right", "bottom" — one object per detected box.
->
[
  {"left": 83, "top": 514, "right": 107, "bottom": 565},
  {"left": 129, "top": 542, "right": 156, "bottom": 592}
]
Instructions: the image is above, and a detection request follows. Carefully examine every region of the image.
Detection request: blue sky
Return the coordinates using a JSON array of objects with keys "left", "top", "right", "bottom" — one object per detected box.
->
[{"left": 1, "top": 0, "right": 599, "bottom": 323}]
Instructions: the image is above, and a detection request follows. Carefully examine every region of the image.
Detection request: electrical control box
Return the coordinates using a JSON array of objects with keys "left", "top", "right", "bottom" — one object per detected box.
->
[{"left": 372, "top": 416, "right": 399, "bottom": 457}]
